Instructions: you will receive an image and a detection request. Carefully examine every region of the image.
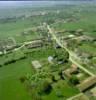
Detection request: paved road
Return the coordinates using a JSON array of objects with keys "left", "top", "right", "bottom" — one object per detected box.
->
[{"left": 47, "top": 25, "right": 94, "bottom": 76}]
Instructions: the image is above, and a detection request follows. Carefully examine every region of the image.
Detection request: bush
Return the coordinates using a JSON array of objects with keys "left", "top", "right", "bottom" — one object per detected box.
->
[
  {"left": 58, "top": 71, "right": 65, "bottom": 80},
  {"left": 0, "top": 64, "right": 2, "bottom": 67},
  {"left": 51, "top": 75, "right": 57, "bottom": 82},
  {"left": 56, "top": 91, "right": 64, "bottom": 98},
  {"left": 18, "top": 56, "right": 27, "bottom": 60},
  {"left": 19, "top": 76, "right": 27, "bottom": 83},
  {"left": 4, "top": 59, "right": 16, "bottom": 65},
  {"left": 54, "top": 49, "right": 69, "bottom": 63},
  {"left": 38, "top": 80, "right": 52, "bottom": 95}
]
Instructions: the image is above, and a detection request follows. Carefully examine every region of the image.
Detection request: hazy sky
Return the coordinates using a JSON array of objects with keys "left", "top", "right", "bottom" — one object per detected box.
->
[
  {"left": 0, "top": 1, "right": 71, "bottom": 7},
  {"left": 0, "top": 1, "right": 54, "bottom": 6},
  {"left": 0, "top": 1, "right": 95, "bottom": 8}
]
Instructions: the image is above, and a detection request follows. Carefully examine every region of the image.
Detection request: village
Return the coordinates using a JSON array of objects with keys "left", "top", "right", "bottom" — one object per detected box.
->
[
  {"left": 0, "top": 22, "right": 96, "bottom": 100},
  {"left": 0, "top": 1, "right": 96, "bottom": 100}
]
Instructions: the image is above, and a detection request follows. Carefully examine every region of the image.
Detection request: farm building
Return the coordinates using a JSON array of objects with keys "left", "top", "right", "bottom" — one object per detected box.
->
[
  {"left": 77, "top": 76, "right": 96, "bottom": 92},
  {"left": 0, "top": 51, "right": 3, "bottom": 55},
  {"left": 25, "top": 40, "right": 43, "bottom": 49},
  {"left": 90, "top": 87, "right": 96, "bottom": 97},
  {"left": 32, "top": 60, "right": 42, "bottom": 69},
  {"left": 62, "top": 64, "right": 78, "bottom": 78}
]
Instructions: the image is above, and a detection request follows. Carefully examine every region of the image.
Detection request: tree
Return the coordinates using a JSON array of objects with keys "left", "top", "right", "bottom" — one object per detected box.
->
[
  {"left": 0, "top": 64, "right": 2, "bottom": 67},
  {"left": 51, "top": 75, "right": 57, "bottom": 82},
  {"left": 69, "top": 75, "right": 79, "bottom": 85},
  {"left": 54, "top": 49, "right": 69, "bottom": 63},
  {"left": 58, "top": 70, "right": 65, "bottom": 80},
  {"left": 38, "top": 80, "right": 52, "bottom": 95}
]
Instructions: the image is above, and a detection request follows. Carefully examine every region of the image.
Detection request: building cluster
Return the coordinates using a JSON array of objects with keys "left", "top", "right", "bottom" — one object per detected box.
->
[{"left": 63, "top": 64, "right": 96, "bottom": 99}]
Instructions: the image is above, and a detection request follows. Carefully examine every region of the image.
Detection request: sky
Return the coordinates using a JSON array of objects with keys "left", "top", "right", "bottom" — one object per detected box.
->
[
  {"left": 0, "top": 1, "right": 53, "bottom": 8},
  {"left": 0, "top": 1, "right": 95, "bottom": 8},
  {"left": 0, "top": 1, "right": 54, "bottom": 6}
]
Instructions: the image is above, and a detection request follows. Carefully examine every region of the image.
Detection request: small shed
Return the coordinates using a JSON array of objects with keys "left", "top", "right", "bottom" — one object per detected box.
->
[{"left": 48, "top": 56, "right": 53, "bottom": 64}]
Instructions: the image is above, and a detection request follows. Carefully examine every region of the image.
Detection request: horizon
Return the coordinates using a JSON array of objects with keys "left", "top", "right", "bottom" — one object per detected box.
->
[{"left": 0, "top": 1, "right": 96, "bottom": 8}]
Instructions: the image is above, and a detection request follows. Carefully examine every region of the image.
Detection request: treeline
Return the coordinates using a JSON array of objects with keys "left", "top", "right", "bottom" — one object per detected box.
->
[
  {"left": 0, "top": 55, "right": 27, "bottom": 67},
  {"left": 0, "top": 15, "right": 25, "bottom": 24}
]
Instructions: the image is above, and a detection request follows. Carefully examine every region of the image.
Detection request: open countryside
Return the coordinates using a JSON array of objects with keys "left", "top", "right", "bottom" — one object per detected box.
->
[{"left": 0, "top": 1, "right": 96, "bottom": 100}]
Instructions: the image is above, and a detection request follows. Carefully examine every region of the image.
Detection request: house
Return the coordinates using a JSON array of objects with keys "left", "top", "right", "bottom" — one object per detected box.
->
[{"left": 77, "top": 76, "right": 96, "bottom": 92}]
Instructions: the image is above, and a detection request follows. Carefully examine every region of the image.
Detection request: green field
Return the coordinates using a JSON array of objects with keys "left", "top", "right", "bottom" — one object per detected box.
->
[
  {"left": 51, "top": 6, "right": 96, "bottom": 37},
  {"left": 79, "top": 44, "right": 96, "bottom": 55},
  {"left": 0, "top": 58, "right": 32, "bottom": 100}
]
